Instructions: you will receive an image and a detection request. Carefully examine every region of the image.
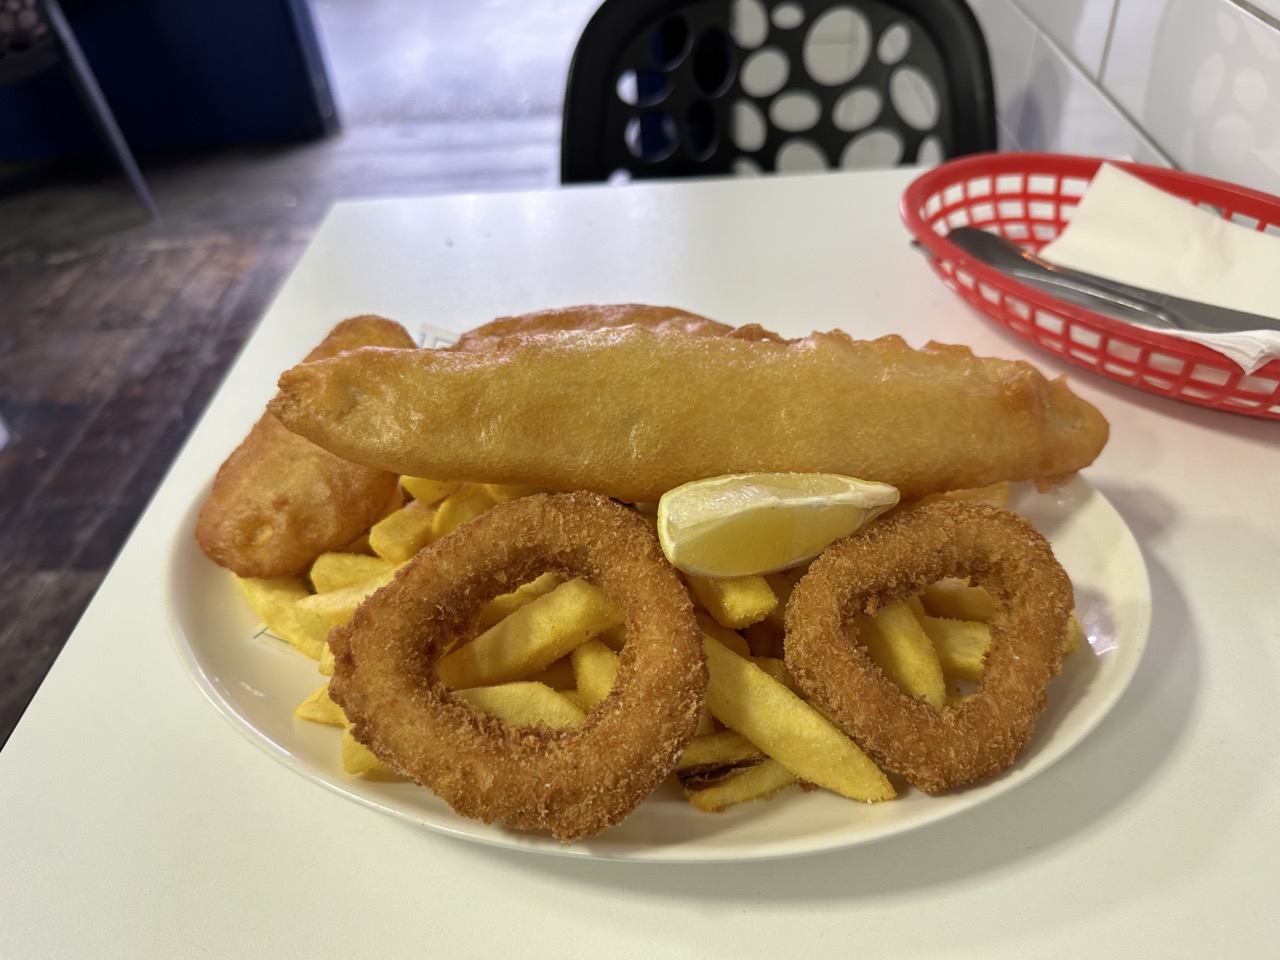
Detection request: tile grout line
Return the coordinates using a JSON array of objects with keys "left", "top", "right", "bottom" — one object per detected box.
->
[
  {"left": 1231, "top": 0, "right": 1280, "bottom": 30},
  {"left": 1010, "top": 0, "right": 1178, "bottom": 169},
  {"left": 989, "top": 0, "right": 1038, "bottom": 155},
  {"left": 1097, "top": 0, "right": 1122, "bottom": 86}
]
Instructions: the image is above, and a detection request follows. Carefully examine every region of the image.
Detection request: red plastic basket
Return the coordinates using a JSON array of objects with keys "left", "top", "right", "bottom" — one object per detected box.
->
[{"left": 900, "top": 152, "right": 1280, "bottom": 420}]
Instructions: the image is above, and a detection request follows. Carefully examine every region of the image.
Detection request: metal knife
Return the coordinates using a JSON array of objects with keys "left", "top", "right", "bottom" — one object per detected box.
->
[{"left": 944, "top": 226, "right": 1280, "bottom": 335}]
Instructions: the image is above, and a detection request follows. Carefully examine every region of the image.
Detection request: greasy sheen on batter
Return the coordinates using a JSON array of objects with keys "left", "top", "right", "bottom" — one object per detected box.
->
[
  {"left": 195, "top": 315, "right": 417, "bottom": 578},
  {"left": 269, "top": 323, "right": 1109, "bottom": 504},
  {"left": 784, "top": 500, "right": 1074, "bottom": 793},
  {"left": 451, "top": 303, "right": 739, "bottom": 352},
  {"left": 328, "top": 492, "right": 707, "bottom": 842}
]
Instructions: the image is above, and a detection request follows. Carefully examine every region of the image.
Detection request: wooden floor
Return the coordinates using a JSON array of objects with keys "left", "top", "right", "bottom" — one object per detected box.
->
[{"left": 0, "top": 0, "right": 598, "bottom": 745}]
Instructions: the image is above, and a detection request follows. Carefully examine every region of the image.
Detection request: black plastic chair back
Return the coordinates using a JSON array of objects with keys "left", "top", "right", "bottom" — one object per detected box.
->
[{"left": 562, "top": 0, "right": 995, "bottom": 183}]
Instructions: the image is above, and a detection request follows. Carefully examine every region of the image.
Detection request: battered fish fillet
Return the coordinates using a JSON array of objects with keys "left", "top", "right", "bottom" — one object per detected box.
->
[
  {"left": 453, "top": 304, "right": 785, "bottom": 353},
  {"left": 452, "top": 303, "right": 735, "bottom": 352},
  {"left": 195, "top": 315, "right": 417, "bottom": 578},
  {"left": 268, "top": 324, "right": 1109, "bottom": 504}
]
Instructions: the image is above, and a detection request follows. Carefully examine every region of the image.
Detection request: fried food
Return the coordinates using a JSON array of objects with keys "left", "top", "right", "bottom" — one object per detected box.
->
[
  {"left": 853, "top": 600, "right": 947, "bottom": 711},
  {"left": 701, "top": 634, "right": 895, "bottom": 802},
  {"left": 327, "top": 492, "right": 708, "bottom": 842},
  {"left": 232, "top": 574, "right": 320, "bottom": 659},
  {"left": 210, "top": 304, "right": 1105, "bottom": 837},
  {"left": 268, "top": 323, "right": 1109, "bottom": 504},
  {"left": 683, "top": 758, "right": 799, "bottom": 812},
  {"left": 452, "top": 303, "right": 737, "bottom": 352},
  {"left": 784, "top": 499, "right": 1074, "bottom": 794},
  {"left": 435, "top": 578, "right": 623, "bottom": 689},
  {"left": 196, "top": 315, "right": 416, "bottom": 577}
]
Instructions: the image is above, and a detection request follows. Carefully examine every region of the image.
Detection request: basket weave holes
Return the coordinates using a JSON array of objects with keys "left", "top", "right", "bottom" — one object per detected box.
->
[
  {"left": 965, "top": 176, "right": 993, "bottom": 198},
  {"left": 995, "top": 173, "right": 1024, "bottom": 195},
  {"left": 1028, "top": 174, "right": 1058, "bottom": 195},
  {"left": 1190, "top": 364, "right": 1230, "bottom": 387}
]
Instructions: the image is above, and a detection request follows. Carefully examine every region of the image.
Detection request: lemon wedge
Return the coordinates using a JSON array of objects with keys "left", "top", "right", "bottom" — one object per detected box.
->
[{"left": 656, "top": 473, "right": 900, "bottom": 578}]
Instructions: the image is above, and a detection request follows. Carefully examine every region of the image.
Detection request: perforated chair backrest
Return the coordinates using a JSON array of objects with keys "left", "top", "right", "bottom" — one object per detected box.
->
[{"left": 561, "top": 0, "right": 995, "bottom": 183}]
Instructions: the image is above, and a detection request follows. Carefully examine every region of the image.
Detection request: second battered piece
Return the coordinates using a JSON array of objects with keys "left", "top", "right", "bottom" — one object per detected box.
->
[{"left": 196, "top": 315, "right": 417, "bottom": 578}]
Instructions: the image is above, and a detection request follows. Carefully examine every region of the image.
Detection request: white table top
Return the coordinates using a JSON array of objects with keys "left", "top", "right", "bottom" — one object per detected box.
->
[{"left": 3, "top": 168, "right": 1278, "bottom": 958}]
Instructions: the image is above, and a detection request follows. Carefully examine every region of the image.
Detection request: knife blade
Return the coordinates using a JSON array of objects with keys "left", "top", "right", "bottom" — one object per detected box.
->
[{"left": 944, "top": 226, "right": 1280, "bottom": 335}]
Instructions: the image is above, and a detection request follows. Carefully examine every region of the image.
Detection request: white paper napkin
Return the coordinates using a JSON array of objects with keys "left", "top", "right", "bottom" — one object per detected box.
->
[{"left": 1038, "top": 163, "right": 1280, "bottom": 374}]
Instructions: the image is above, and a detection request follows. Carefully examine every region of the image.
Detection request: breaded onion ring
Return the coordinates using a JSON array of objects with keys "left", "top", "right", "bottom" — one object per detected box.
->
[
  {"left": 784, "top": 500, "right": 1073, "bottom": 794},
  {"left": 328, "top": 492, "right": 707, "bottom": 842}
]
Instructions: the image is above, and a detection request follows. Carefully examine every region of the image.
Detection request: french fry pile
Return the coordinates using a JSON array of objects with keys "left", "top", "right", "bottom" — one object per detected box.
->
[{"left": 234, "top": 478, "right": 1081, "bottom": 813}]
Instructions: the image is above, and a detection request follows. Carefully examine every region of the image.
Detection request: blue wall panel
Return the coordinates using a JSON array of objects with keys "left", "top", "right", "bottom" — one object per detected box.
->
[{"left": 0, "top": 0, "right": 336, "bottom": 160}]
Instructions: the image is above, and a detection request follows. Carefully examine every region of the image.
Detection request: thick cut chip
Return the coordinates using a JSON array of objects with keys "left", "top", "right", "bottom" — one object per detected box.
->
[
  {"left": 234, "top": 575, "right": 324, "bottom": 660},
  {"left": 922, "top": 612, "right": 1082, "bottom": 683},
  {"left": 921, "top": 578, "right": 995, "bottom": 621},
  {"left": 855, "top": 600, "right": 947, "bottom": 710},
  {"left": 701, "top": 636, "right": 894, "bottom": 802},
  {"left": 400, "top": 476, "right": 460, "bottom": 505},
  {"left": 455, "top": 682, "right": 586, "bottom": 728},
  {"left": 524, "top": 657, "right": 577, "bottom": 690},
  {"left": 293, "top": 567, "right": 399, "bottom": 637},
  {"left": 694, "top": 611, "right": 752, "bottom": 658},
  {"left": 684, "top": 759, "right": 799, "bottom": 812},
  {"left": 431, "top": 484, "right": 499, "bottom": 540},
  {"left": 570, "top": 639, "right": 620, "bottom": 709},
  {"left": 295, "top": 683, "right": 347, "bottom": 726},
  {"left": 920, "top": 616, "right": 991, "bottom": 682},
  {"left": 1066, "top": 614, "right": 1083, "bottom": 655},
  {"left": 742, "top": 573, "right": 794, "bottom": 657},
  {"left": 750, "top": 656, "right": 799, "bottom": 692},
  {"left": 368, "top": 499, "right": 437, "bottom": 563},
  {"left": 476, "top": 572, "right": 561, "bottom": 631},
  {"left": 436, "top": 578, "right": 625, "bottom": 689},
  {"left": 318, "top": 642, "right": 336, "bottom": 677},
  {"left": 676, "top": 729, "right": 763, "bottom": 771},
  {"left": 686, "top": 575, "right": 778, "bottom": 629},
  {"left": 309, "top": 552, "right": 396, "bottom": 593},
  {"left": 341, "top": 727, "right": 397, "bottom": 777}
]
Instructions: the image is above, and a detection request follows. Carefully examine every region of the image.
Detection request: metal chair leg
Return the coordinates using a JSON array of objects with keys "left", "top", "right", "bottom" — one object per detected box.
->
[{"left": 42, "top": 0, "right": 159, "bottom": 219}]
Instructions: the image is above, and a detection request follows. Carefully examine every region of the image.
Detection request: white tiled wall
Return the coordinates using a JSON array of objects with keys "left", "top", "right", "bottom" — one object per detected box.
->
[{"left": 968, "top": 0, "right": 1280, "bottom": 196}]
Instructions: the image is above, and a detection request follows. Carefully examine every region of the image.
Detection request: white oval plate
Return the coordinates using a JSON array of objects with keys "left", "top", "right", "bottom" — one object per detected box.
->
[{"left": 166, "top": 476, "right": 1150, "bottom": 862}]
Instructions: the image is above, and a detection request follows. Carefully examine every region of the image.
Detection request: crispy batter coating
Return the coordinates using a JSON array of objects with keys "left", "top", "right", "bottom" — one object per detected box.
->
[
  {"left": 452, "top": 303, "right": 740, "bottom": 352},
  {"left": 783, "top": 500, "right": 1074, "bottom": 794},
  {"left": 269, "top": 322, "right": 1109, "bottom": 504},
  {"left": 327, "top": 492, "right": 708, "bottom": 842},
  {"left": 195, "top": 315, "right": 416, "bottom": 578}
]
